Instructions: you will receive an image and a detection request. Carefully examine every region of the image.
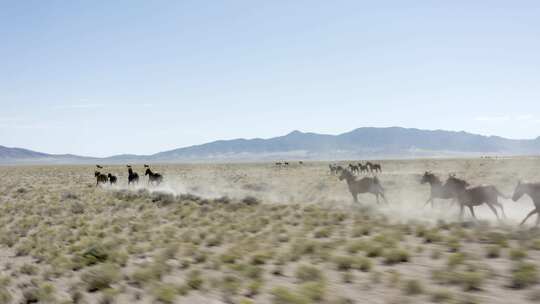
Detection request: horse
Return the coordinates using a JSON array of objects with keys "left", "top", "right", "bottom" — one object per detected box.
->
[
  {"left": 365, "top": 161, "right": 373, "bottom": 172},
  {"left": 371, "top": 163, "right": 382, "bottom": 173},
  {"left": 348, "top": 164, "right": 359, "bottom": 174},
  {"left": 145, "top": 168, "right": 163, "bottom": 186},
  {"left": 329, "top": 164, "right": 343, "bottom": 175},
  {"left": 512, "top": 181, "right": 540, "bottom": 226},
  {"left": 107, "top": 173, "right": 117, "bottom": 185},
  {"left": 358, "top": 163, "right": 369, "bottom": 174},
  {"left": 96, "top": 165, "right": 103, "bottom": 169},
  {"left": 329, "top": 164, "right": 336, "bottom": 174},
  {"left": 276, "top": 162, "right": 282, "bottom": 167},
  {"left": 420, "top": 171, "right": 463, "bottom": 207},
  {"left": 446, "top": 176, "right": 508, "bottom": 220},
  {"left": 127, "top": 165, "right": 139, "bottom": 185},
  {"left": 338, "top": 169, "right": 387, "bottom": 204},
  {"left": 94, "top": 171, "right": 108, "bottom": 186}
]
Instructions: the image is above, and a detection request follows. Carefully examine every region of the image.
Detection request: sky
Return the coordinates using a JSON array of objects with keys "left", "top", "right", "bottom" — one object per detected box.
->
[{"left": 1, "top": 1, "right": 540, "bottom": 157}]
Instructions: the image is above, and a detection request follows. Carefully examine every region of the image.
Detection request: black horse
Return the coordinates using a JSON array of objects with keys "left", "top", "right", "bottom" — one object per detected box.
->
[
  {"left": 371, "top": 163, "right": 382, "bottom": 173},
  {"left": 127, "top": 165, "right": 139, "bottom": 185},
  {"left": 358, "top": 163, "right": 369, "bottom": 174},
  {"left": 107, "top": 173, "right": 117, "bottom": 185},
  {"left": 145, "top": 168, "right": 163, "bottom": 186},
  {"left": 95, "top": 171, "right": 108, "bottom": 186},
  {"left": 512, "top": 181, "right": 540, "bottom": 225}
]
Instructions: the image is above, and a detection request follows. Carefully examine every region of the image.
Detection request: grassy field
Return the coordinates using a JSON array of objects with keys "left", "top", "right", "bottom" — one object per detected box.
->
[{"left": 1, "top": 158, "right": 540, "bottom": 303}]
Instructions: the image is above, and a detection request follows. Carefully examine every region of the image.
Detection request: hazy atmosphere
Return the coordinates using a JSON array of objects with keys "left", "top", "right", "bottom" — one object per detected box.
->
[
  {"left": 3, "top": 2, "right": 540, "bottom": 304},
  {"left": 2, "top": 1, "right": 540, "bottom": 156}
]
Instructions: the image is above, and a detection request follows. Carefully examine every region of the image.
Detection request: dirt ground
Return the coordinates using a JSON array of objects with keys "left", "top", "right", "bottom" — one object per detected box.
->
[{"left": 1, "top": 157, "right": 540, "bottom": 303}]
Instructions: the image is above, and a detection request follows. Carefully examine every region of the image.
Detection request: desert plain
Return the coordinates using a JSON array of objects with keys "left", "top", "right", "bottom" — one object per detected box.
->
[{"left": 1, "top": 157, "right": 540, "bottom": 303}]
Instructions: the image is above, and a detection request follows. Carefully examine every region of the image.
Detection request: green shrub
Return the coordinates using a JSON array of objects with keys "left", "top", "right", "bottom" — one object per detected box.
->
[
  {"left": 509, "top": 248, "right": 527, "bottom": 261},
  {"left": 430, "top": 289, "right": 453, "bottom": 303},
  {"left": 20, "top": 263, "right": 39, "bottom": 275},
  {"left": 186, "top": 270, "right": 203, "bottom": 290},
  {"left": 0, "top": 287, "right": 11, "bottom": 303},
  {"left": 447, "top": 253, "right": 466, "bottom": 269},
  {"left": 314, "top": 227, "right": 332, "bottom": 238},
  {"left": 246, "top": 280, "right": 263, "bottom": 297},
  {"left": 402, "top": 279, "right": 423, "bottom": 295},
  {"left": 81, "top": 245, "right": 109, "bottom": 265},
  {"left": 511, "top": 262, "right": 538, "bottom": 289},
  {"left": 152, "top": 283, "right": 177, "bottom": 303},
  {"left": 299, "top": 281, "right": 326, "bottom": 301},
  {"left": 383, "top": 248, "right": 410, "bottom": 265},
  {"left": 334, "top": 256, "right": 355, "bottom": 271},
  {"left": 447, "top": 238, "right": 461, "bottom": 252},
  {"left": 354, "top": 257, "right": 372, "bottom": 272},
  {"left": 81, "top": 264, "right": 120, "bottom": 292},
  {"left": 459, "top": 271, "right": 484, "bottom": 291},
  {"left": 295, "top": 265, "right": 324, "bottom": 283},
  {"left": 271, "top": 286, "right": 309, "bottom": 304}
]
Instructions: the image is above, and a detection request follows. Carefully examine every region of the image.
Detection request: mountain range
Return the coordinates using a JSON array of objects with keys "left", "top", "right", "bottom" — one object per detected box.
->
[{"left": 2, "top": 127, "right": 540, "bottom": 164}]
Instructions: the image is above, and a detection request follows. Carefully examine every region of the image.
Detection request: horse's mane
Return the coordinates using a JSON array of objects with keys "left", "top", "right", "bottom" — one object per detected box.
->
[{"left": 446, "top": 176, "right": 469, "bottom": 188}]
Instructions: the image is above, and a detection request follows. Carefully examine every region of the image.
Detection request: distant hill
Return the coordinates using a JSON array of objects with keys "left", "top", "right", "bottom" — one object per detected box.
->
[
  {"left": 149, "top": 127, "right": 540, "bottom": 161},
  {"left": 0, "top": 145, "right": 96, "bottom": 164},
  {"left": 2, "top": 127, "right": 540, "bottom": 164}
]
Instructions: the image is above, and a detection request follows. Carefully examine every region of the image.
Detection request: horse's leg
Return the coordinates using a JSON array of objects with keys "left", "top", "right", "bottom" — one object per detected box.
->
[
  {"left": 486, "top": 203, "right": 500, "bottom": 220},
  {"left": 380, "top": 192, "right": 388, "bottom": 204},
  {"left": 520, "top": 209, "right": 537, "bottom": 226},
  {"left": 468, "top": 206, "right": 477, "bottom": 220},
  {"left": 459, "top": 204, "right": 465, "bottom": 220},
  {"left": 493, "top": 201, "right": 506, "bottom": 218}
]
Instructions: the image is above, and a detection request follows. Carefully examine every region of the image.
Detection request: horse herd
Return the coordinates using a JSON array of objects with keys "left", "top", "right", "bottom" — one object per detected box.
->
[
  {"left": 329, "top": 162, "right": 382, "bottom": 175},
  {"left": 92, "top": 162, "right": 540, "bottom": 226},
  {"left": 332, "top": 166, "right": 540, "bottom": 226},
  {"left": 94, "top": 164, "right": 163, "bottom": 186}
]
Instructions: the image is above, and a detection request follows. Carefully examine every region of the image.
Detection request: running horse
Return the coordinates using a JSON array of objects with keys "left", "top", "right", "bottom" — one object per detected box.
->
[
  {"left": 145, "top": 168, "right": 163, "bottom": 186},
  {"left": 338, "top": 169, "right": 387, "bottom": 204},
  {"left": 512, "top": 181, "right": 540, "bottom": 226}
]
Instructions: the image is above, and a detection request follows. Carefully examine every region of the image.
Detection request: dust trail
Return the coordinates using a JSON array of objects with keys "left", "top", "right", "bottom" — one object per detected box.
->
[{"left": 101, "top": 158, "right": 540, "bottom": 227}]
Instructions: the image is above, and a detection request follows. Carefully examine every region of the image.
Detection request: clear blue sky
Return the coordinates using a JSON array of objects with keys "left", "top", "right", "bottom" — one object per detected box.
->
[{"left": 1, "top": 1, "right": 540, "bottom": 157}]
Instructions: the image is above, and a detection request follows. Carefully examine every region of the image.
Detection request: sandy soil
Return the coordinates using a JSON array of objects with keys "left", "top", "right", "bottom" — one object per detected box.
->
[{"left": 1, "top": 157, "right": 540, "bottom": 303}]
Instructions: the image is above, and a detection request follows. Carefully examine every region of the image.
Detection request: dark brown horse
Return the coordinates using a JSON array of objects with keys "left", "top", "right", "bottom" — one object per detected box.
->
[
  {"left": 127, "top": 165, "right": 139, "bottom": 185},
  {"left": 145, "top": 168, "right": 163, "bottom": 186},
  {"left": 420, "top": 172, "right": 463, "bottom": 207},
  {"left": 95, "top": 171, "right": 108, "bottom": 186},
  {"left": 446, "top": 176, "right": 508, "bottom": 220},
  {"left": 338, "top": 169, "right": 387, "bottom": 204},
  {"left": 512, "top": 181, "right": 540, "bottom": 225}
]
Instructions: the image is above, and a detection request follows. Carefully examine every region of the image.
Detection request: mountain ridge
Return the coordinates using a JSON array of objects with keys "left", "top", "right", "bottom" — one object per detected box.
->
[{"left": 2, "top": 127, "right": 540, "bottom": 164}]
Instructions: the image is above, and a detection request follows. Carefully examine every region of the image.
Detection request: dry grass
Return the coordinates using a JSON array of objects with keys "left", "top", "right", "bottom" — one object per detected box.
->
[{"left": 0, "top": 158, "right": 540, "bottom": 303}]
